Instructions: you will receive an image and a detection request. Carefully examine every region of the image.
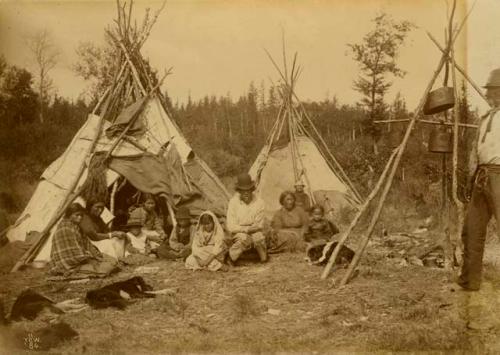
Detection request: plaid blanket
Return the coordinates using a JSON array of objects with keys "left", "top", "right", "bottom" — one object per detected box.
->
[{"left": 49, "top": 219, "right": 102, "bottom": 274}]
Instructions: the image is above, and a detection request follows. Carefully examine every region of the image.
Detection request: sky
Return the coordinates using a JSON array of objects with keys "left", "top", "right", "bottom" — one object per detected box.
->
[{"left": 0, "top": 0, "right": 494, "bottom": 112}]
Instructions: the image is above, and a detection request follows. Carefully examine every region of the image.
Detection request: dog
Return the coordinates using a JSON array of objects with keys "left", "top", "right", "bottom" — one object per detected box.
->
[
  {"left": 9, "top": 290, "right": 63, "bottom": 322},
  {"left": 309, "top": 242, "right": 355, "bottom": 265},
  {"left": 85, "top": 276, "right": 154, "bottom": 310}
]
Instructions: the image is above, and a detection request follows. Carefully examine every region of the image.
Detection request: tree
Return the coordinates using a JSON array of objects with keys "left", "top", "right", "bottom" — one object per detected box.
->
[
  {"left": 73, "top": 39, "right": 118, "bottom": 101},
  {"left": 348, "top": 13, "right": 414, "bottom": 153},
  {"left": 27, "top": 29, "right": 59, "bottom": 124},
  {"left": 0, "top": 65, "right": 38, "bottom": 126}
]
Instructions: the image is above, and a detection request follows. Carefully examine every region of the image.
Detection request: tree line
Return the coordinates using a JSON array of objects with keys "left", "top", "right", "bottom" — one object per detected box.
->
[{"left": 0, "top": 12, "right": 478, "bottom": 215}]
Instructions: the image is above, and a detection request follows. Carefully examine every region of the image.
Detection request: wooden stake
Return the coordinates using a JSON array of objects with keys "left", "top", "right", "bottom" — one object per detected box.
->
[
  {"left": 449, "top": 9, "right": 465, "bottom": 268},
  {"left": 427, "top": 32, "right": 489, "bottom": 106},
  {"left": 374, "top": 118, "right": 478, "bottom": 129},
  {"left": 321, "top": 147, "right": 399, "bottom": 279}
]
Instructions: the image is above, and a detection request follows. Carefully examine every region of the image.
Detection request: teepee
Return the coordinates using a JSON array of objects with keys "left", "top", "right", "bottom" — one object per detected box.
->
[
  {"left": 8, "top": 2, "right": 230, "bottom": 270},
  {"left": 249, "top": 49, "right": 362, "bottom": 218}
]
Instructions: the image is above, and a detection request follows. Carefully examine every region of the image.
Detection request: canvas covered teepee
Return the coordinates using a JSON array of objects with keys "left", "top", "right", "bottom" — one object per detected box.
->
[
  {"left": 249, "top": 50, "right": 362, "bottom": 219},
  {"left": 7, "top": 2, "right": 230, "bottom": 270}
]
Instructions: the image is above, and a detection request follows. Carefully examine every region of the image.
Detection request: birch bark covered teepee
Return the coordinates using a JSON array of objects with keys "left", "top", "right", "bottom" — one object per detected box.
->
[
  {"left": 9, "top": 0, "right": 230, "bottom": 271},
  {"left": 249, "top": 41, "right": 362, "bottom": 220}
]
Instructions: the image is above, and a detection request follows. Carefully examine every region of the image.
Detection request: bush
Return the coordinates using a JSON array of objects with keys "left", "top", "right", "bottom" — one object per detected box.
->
[{"left": 204, "top": 149, "right": 243, "bottom": 177}]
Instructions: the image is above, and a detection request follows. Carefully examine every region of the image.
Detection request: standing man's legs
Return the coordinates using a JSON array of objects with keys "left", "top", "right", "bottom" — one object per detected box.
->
[{"left": 460, "top": 171, "right": 492, "bottom": 290}]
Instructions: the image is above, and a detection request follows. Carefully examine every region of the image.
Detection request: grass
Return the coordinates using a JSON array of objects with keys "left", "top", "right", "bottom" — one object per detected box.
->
[{"left": 0, "top": 241, "right": 480, "bottom": 354}]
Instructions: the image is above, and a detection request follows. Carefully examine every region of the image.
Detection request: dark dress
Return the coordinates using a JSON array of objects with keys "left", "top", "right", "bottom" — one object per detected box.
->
[{"left": 268, "top": 206, "right": 309, "bottom": 253}]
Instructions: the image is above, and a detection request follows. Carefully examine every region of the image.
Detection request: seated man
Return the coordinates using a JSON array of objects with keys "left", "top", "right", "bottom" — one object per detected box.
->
[{"left": 226, "top": 173, "right": 267, "bottom": 265}]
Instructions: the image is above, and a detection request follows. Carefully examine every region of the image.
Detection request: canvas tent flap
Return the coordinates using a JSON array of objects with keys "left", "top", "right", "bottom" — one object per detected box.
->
[{"left": 108, "top": 150, "right": 197, "bottom": 205}]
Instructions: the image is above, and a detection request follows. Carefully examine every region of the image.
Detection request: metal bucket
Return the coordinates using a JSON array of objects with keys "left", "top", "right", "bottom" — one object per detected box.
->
[
  {"left": 423, "top": 87, "right": 455, "bottom": 115},
  {"left": 428, "top": 124, "right": 453, "bottom": 153}
]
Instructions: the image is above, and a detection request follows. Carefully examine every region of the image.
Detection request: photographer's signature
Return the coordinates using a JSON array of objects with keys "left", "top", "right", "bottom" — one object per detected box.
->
[{"left": 24, "top": 332, "right": 40, "bottom": 350}]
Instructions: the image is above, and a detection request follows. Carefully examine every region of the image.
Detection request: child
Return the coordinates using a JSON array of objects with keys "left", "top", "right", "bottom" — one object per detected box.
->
[
  {"left": 185, "top": 211, "right": 227, "bottom": 271},
  {"left": 293, "top": 182, "right": 311, "bottom": 211},
  {"left": 303, "top": 204, "right": 340, "bottom": 263},
  {"left": 155, "top": 206, "right": 193, "bottom": 260},
  {"left": 130, "top": 194, "right": 167, "bottom": 244},
  {"left": 124, "top": 209, "right": 157, "bottom": 257}
]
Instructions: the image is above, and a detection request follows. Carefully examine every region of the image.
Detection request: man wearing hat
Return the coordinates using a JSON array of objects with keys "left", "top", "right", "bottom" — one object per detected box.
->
[
  {"left": 294, "top": 179, "right": 311, "bottom": 211},
  {"left": 226, "top": 173, "right": 267, "bottom": 264},
  {"left": 459, "top": 68, "right": 500, "bottom": 291}
]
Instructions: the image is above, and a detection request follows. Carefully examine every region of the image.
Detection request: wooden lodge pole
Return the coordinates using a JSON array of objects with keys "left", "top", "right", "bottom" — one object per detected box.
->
[{"left": 321, "top": 147, "right": 399, "bottom": 279}]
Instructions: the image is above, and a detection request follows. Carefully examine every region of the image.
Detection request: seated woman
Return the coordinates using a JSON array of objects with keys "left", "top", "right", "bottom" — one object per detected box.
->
[
  {"left": 268, "top": 191, "right": 309, "bottom": 253},
  {"left": 129, "top": 194, "right": 167, "bottom": 243},
  {"left": 155, "top": 206, "right": 193, "bottom": 260},
  {"left": 185, "top": 211, "right": 227, "bottom": 271},
  {"left": 80, "top": 200, "right": 127, "bottom": 259},
  {"left": 48, "top": 203, "right": 118, "bottom": 277}
]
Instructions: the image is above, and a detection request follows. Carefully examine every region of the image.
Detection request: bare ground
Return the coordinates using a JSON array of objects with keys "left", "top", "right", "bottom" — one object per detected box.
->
[{"left": 4, "top": 232, "right": 500, "bottom": 354}]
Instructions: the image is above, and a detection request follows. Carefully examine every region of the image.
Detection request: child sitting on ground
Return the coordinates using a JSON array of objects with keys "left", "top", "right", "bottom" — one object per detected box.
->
[
  {"left": 154, "top": 206, "right": 193, "bottom": 260},
  {"left": 185, "top": 211, "right": 227, "bottom": 271},
  {"left": 303, "top": 204, "right": 340, "bottom": 263},
  {"left": 124, "top": 209, "right": 157, "bottom": 257}
]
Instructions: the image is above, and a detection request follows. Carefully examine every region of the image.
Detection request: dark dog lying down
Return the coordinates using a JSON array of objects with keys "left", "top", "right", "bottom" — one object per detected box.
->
[
  {"left": 308, "top": 242, "right": 355, "bottom": 265},
  {"left": 9, "top": 289, "right": 63, "bottom": 322},
  {"left": 86, "top": 276, "right": 155, "bottom": 310}
]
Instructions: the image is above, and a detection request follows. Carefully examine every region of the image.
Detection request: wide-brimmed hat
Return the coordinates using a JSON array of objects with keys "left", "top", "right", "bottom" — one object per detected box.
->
[
  {"left": 484, "top": 68, "right": 500, "bottom": 88},
  {"left": 235, "top": 173, "right": 255, "bottom": 191},
  {"left": 126, "top": 208, "right": 143, "bottom": 228},
  {"left": 175, "top": 206, "right": 191, "bottom": 220}
]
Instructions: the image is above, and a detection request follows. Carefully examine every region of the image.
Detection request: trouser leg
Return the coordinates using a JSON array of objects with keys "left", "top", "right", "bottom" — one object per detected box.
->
[
  {"left": 229, "top": 233, "right": 252, "bottom": 261},
  {"left": 487, "top": 171, "right": 500, "bottom": 236},
  {"left": 251, "top": 232, "right": 267, "bottom": 262},
  {"left": 459, "top": 176, "right": 492, "bottom": 290}
]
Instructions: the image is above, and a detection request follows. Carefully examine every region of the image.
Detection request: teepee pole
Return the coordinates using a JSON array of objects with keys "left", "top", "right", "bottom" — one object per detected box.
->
[
  {"left": 321, "top": 147, "right": 399, "bottom": 279},
  {"left": 449, "top": 9, "right": 465, "bottom": 268},
  {"left": 427, "top": 32, "right": 489, "bottom": 105}
]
